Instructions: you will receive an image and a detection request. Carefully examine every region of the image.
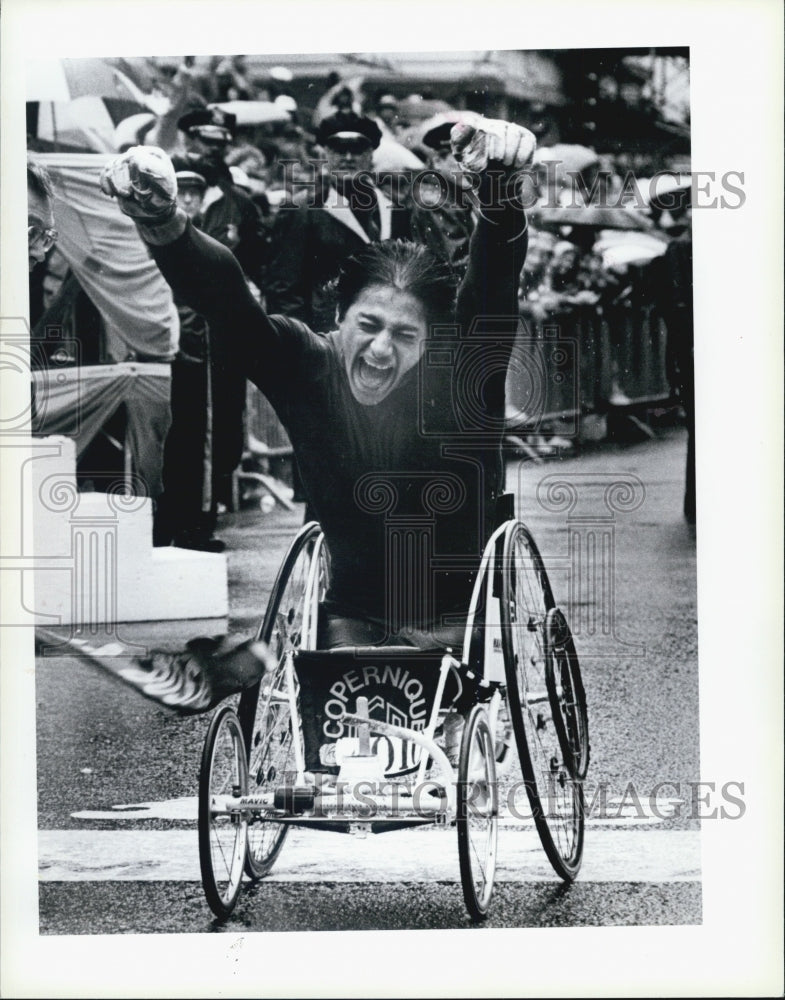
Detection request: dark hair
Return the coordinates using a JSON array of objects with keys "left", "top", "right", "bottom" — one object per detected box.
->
[
  {"left": 27, "top": 157, "right": 54, "bottom": 203},
  {"left": 334, "top": 240, "right": 458, "bottom": 328}
]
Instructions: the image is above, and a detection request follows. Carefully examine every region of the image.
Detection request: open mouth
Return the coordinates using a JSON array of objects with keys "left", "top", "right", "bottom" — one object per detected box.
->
[{"left": 354, "top": 355, "right": 395, "bottom": 398}]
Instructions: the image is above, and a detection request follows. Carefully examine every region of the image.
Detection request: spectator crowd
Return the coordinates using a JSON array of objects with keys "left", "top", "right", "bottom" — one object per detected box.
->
[{"left": 29, "top": 55, "right": 696, "bottom": 546}]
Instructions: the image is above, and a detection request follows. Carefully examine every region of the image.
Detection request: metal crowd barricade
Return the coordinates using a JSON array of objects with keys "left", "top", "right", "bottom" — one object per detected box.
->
[
  {"left": 245, "top": 382, "right": 293, "bottom": 456},
  {"left": 508, "top": 294, "right": 673, "bottom": 436},
  {"left": 234, "top": 383, "right": 296, "bottom": 511},
  {"left": 242, "top": 289, "right": 674, "bottom": 483},
  {"left": 605, "top": 298, "right": 671, "bottom": 407}
]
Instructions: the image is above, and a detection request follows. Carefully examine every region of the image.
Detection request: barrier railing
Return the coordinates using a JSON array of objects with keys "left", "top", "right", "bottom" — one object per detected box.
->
[
  {"left": 246, "top": 296, "right": 676, "bottom": 454},
  {"left": 507, "top": 296, "right": 673, "bottom": 434}
]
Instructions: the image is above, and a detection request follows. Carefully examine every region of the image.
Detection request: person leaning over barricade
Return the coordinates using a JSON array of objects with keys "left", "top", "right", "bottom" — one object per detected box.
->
[{"left": 96, "top": 116, "right": 536, "bottom": 713}]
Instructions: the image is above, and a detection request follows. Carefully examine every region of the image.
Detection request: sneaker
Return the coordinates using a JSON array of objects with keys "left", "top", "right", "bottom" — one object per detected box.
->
[{"left": 35, "top": 628, "right": 272, "bottom": 715}]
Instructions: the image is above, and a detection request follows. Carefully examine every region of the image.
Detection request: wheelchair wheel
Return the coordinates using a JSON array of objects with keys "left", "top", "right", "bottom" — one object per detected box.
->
[
  {"left": 500, "top": 520, "right": 584, "bottom": 882},
  {"left": 239, "top": 522, "right": 328, "bottom": 878},
  {"left": 545, "top": 608, "right": 590, "bottom": 781},
  {"left": 198, "top": 706, "right": 248, "bottom": 920},
  {"left": 457, "top": 705, "right": 499, "bottom": 920}
]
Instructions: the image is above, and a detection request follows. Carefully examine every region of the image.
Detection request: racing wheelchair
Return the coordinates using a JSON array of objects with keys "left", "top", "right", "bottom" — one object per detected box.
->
[{"left": 197, "top": 496, "right": 589, "bottom": 922}]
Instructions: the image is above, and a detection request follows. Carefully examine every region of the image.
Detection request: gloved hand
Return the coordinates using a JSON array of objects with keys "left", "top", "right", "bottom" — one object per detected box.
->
[
  {"left": 450, "top": 117, "right": 537, "bottom": 174},
  {"left": 100, "top": 145, "right": 178, "bottom": 225}
]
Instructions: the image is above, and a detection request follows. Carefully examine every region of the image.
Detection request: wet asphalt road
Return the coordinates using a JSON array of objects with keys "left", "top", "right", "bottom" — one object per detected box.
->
[
  {"left": 39, "top": 880, "right": 700, "bottom": 935},
  {"left": 35, "top": 427, "right": 702, "bottom": 935}
]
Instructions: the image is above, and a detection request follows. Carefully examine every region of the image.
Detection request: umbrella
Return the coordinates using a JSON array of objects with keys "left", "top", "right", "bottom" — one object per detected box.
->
[
  {"left": 26, "top": 57, "right": 143, "bottom": 103},
  {"left": 395, "top": 96, "right": 453, "bottom": 128},
  {"left": 214, "top": 100, "right": 292, "bottom": 127},
  {"left": 532, "top": 205, "right": 655, "bottom": 232},
  {"left": 27, "top": 58, "right": 150, "bottom": 153},
  {"left": 599, "top": 241, "right": 668, "bottom": 269},
  {"left": 33, "top": 96, "right": 122, "bottom": 153},
  {"left": 532, "top": 143, "right": 600, "bottom": 175},
  {"left": 594, "top": 230, "right": 668, "bottom": 268},
  {"left": 372, "top": 134, "right": 424, "bottom": 171}
]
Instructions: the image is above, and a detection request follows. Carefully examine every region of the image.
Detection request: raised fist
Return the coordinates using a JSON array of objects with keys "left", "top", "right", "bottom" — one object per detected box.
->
[
  {"left": 450, "top": 117, "right": 537, "bottom": 174},
  {"left": 100, "top": 146, "right": 178, "bottom": 224}
]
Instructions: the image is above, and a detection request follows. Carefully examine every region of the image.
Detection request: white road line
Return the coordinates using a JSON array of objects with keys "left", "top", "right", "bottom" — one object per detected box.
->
[{"left": 39, "top": 828, "right": 701, "bottom": 883}]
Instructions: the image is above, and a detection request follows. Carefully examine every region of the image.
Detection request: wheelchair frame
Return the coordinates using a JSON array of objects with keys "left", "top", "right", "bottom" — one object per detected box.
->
[{"left": 198, "top": 511, "right": 588, "bottom": 923}]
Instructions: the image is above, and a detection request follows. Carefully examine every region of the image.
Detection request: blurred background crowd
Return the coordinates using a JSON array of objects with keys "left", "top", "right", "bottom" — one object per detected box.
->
[{"left": 27, "top": 48, "right": 695, "bottom": 546}]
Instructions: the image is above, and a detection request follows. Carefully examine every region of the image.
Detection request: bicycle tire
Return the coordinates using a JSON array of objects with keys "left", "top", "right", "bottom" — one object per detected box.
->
[
  {"left": 500, "top": 520, "right": 584, "bottom": 881},
  {"left": 238, "top": 522, "right": 328, "bottom": 878},
  {"left": 457, "top": 705, "right": 499, "bottom": 920},
  {"left": 198, "top": 705, "right": 248, "bottom": 920}
]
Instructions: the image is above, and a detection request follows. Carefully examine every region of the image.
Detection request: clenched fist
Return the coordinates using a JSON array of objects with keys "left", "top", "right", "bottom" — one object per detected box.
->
[
  {"left": 450, "top": 117, "right": 537, "bottom": 174},
  {"left": 100, "top": 146, "right": 178, "bottom": 225}
]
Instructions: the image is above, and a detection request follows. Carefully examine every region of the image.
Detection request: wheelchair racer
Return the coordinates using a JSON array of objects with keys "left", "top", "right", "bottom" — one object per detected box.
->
[{"left": 98, "top": 116, "right": 535, "bottom": 713}]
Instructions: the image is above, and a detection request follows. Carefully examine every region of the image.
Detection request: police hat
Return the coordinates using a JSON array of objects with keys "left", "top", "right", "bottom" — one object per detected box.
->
[
  {"left": 177, "top": 105, "right": 237, "bottom": 142},
  {"left": 315, "top": 112, "right": 382, "bottom": 151},
  {"left": 175, "top": 170, "right": 208, "bottom": 190},
  {"left": 421, "top": 122, "right": 454, "bottom": 151}
]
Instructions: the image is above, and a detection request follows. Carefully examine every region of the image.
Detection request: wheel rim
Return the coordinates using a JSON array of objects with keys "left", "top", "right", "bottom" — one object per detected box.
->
[
  {"left": 241, "top": 524, "right": 328, "bottom": 877},
  {"left": 458, "top": 708, "right": 498, "bottom": 918},
  {"left": 200, "top": 709, "right": 248, "bottom": 917},
  {"left": 501, "top": 522, "right": 583, "bottom": 880}
]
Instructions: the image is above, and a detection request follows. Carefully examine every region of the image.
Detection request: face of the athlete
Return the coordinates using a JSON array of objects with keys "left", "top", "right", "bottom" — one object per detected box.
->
[{"left": 338, "top": 283, "right": 429, "bottom": 406}]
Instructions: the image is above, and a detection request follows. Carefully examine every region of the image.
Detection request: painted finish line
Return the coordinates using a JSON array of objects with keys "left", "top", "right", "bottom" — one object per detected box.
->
[{"left": 39, "top": 828, "right": 701, "bottom": 883}]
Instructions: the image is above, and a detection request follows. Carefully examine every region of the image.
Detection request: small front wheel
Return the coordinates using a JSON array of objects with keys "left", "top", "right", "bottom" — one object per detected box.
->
[
  {"left": 239, "top": 522, "right": 326, "bottom": 878},
  {"left": 198, "top": 706, "right": 248, "bottom": 920},
  {"left": 457, "top": 706, "right": 498, "bottom": 921}
]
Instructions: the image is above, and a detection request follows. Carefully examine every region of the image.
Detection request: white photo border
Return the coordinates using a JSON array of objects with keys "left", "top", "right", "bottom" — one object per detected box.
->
[{"left": 2, "top": 1, "right": 783, "bottom": 996}]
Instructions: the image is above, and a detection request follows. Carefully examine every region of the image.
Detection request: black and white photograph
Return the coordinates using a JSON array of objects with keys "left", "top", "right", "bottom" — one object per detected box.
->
[{"left": 1, "top": 1, "right": 782, "bottom": 997}]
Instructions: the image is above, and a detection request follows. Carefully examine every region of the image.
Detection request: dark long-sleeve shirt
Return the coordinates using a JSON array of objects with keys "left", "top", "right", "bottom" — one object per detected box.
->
[{"left": 151, "top": 198, "right": 527, "bottom": 626}]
